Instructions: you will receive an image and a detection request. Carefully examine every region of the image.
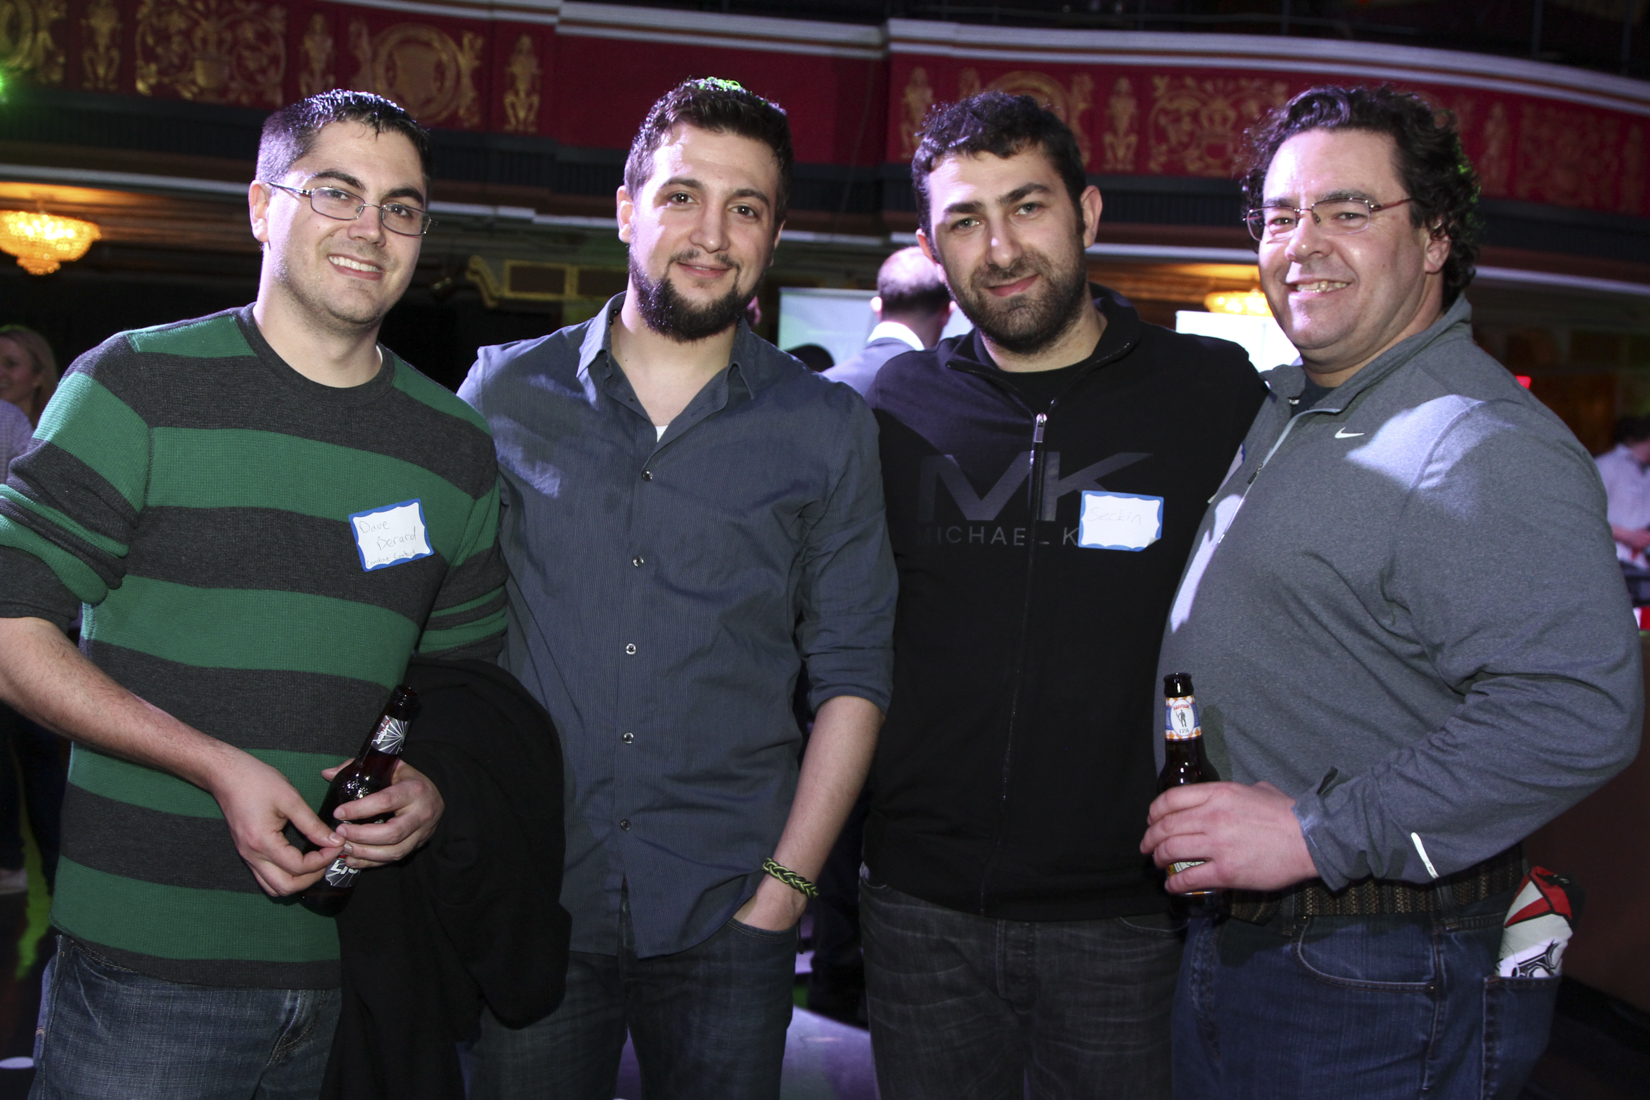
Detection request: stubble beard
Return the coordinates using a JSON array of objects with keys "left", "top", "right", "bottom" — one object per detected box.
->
[
  {"left": 273, "top": 250, "right": 396, "bottom": 335},
  {"left": 629, "top": 250, "right": 753, "bottom": 343},
  {"left": 947, "top": 234, "right": 1091, "bottom": 356}
]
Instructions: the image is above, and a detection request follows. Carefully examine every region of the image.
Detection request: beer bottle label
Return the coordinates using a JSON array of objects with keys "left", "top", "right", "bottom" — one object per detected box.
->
[
  {"left": 1166, "top": 696, "right": 1201, "bottom": 741},
  {"left": 323, "top": 856, "right": 358, "bottom": 888},
  {"left": 370, "top": 716, "right": 408, "bottom": 755},
  {"left": 1170, "top": 859, "right": 1206, "bottom": 875}
]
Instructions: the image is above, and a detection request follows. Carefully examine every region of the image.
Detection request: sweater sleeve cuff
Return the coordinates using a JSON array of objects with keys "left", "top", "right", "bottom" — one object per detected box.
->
[{"left": 0, "top": 547, "right": 81, "bottom": 633}]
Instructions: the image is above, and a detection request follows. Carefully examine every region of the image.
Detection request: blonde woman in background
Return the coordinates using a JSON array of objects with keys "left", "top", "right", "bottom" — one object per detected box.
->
[
  {"left": 0, "top": 324, "right": 58, "bottom": 427},
  {"left": 0, "top": 322, "right": 64, "bottom": 899}
]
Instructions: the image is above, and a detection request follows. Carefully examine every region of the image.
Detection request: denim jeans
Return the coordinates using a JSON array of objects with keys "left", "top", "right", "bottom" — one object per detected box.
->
[
  {"left": 29, "top": 936, "right": 340, "bottom": 1100},
  {"left": 861, "top": 878, "right": 1184, "bottom": 1100},
  {"left": 467, "top": 891, "right": 798, "bottom": 1100},
  {"left": 1172, "top": 888, "right": 1558, "bottom": 1100}
]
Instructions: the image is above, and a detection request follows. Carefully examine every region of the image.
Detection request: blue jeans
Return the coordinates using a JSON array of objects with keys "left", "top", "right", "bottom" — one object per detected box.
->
[
  {"left": 1172, "top": 889, "right": 1558, "bottom": 1100},
  {"left": 29, "top": 936, "right": 340, "bottom": 1100},
  {"left": 861, "top": 878, "right": 1184, "bottom": 1100},
  {"left": 467, "top": 892, "right": 798, "bottom": 1100}
]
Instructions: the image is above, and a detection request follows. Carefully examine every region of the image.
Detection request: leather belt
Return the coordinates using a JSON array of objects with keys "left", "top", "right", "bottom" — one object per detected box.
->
[{"left": 1225, "top": 844, "right": 1525, "bottom": 924}]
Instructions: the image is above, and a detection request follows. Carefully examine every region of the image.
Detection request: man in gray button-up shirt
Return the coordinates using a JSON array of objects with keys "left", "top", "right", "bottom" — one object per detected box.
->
[{"left": 459, "top": 79, "right": 896, "bottom": 1100}]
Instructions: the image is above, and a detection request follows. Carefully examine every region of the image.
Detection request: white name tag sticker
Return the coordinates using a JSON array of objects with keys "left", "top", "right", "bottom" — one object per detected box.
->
[
  {"left": 349, "top": 499, "right": 434, "bottom": 572},
  {"left": 1078, "top": 492, "right": 1163, "bottom": 552}
]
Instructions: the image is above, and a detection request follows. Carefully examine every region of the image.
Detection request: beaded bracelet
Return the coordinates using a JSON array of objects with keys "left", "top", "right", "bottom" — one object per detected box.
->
[{"left": 762, "top": 857, "right": 819, "bottom": 899}]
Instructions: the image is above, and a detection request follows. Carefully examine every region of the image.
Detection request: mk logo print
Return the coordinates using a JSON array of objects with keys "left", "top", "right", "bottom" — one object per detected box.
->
[{"left": 917, "top": 451, "right": 1150, "bottom": 523}]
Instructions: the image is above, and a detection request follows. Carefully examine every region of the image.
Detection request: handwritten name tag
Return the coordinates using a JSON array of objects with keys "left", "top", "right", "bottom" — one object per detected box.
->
[
  {"left": 349, "top": 499, "right": 434, "bottom": 572},
  {"left": 1077, "top": 492, "right": 1163, "bottom": 552}
]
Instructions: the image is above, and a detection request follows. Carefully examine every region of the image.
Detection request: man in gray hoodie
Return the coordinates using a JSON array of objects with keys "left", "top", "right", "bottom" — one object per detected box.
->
[{"left": 1143, "top": 85, "right": 1642, "bottom": 1100}]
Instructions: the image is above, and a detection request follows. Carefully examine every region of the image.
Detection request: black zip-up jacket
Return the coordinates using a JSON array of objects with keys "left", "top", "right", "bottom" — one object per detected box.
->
[{"left": 864, "top": 287, "right": 1265, "bottom": 920}]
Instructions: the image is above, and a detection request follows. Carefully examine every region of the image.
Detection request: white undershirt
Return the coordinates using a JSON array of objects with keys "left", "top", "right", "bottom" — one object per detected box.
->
[{"left": 656, "top": 424, "right": 668, "bottom": 441}]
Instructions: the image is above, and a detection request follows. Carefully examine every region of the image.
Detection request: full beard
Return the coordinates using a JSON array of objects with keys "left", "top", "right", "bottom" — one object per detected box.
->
[
  {"left": 952, "top": 239, "right": 1091, "bottom": 356},
  {"left": 629, "top": 251, "right": 750, "bottom": 343}
]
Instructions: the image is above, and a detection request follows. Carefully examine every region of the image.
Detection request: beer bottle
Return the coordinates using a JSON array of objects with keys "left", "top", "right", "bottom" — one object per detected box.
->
[
  {"left": 1160, "top": 672, "right": 1218, "bottom": 899},
  {"left": 298, "top": 686, "right": 419, "bottom": 916}
]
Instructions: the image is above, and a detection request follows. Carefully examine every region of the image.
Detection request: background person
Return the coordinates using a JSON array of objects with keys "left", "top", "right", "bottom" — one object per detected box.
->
[
  {"left": 0, "top": 328, "right": 65, "bottom": 898},
  {"left": 1142, "top": 84, "right": 1642, "bottom": 1100},
  {"left": 824, "top": 246, "right": 951, "bottom": 396},
  {"left": 0, "top": 326, "right": 59, "bottom": 428}
]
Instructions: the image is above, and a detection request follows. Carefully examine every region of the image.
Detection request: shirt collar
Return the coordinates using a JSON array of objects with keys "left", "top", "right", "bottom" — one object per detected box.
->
[{"left": 868, "top": 320, "right": 925, "bottom": 352}]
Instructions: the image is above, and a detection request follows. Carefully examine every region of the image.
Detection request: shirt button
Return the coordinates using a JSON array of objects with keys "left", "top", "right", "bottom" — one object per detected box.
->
[
  {"left": 621, "top": 731, "right": 635, "bottom": 744},
  {"left": 625, "top": 643, "right": 637, "bottom": 655},
  {"left": 619, "top": 819, "right": 631, "bottom": 831},
  {"left": 631, "top": 556, "right": 644, "bottom": 567},
  {"left": 641, "top": 470, "right": 653, "bottom": 481}
]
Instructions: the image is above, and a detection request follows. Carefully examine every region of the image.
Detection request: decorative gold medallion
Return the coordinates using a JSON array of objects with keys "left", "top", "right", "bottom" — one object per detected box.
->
[
  {"left": 502, "top": 33, "right": 540, "bottom": 133},
  {"left": 1147, "top": 76, "right": 1289, "bottom": 177},
  {"left": 133, "top": 0, "right": 285, "bottom": 107},
  {"left": 349, "top": 20, "right": 483, "bottom": 128},
  {"left": 0, "top": 0, "right": 66, "bottom": 86},
  {"left": 81, "top": 0, "right": 119, "bottom": 91}
]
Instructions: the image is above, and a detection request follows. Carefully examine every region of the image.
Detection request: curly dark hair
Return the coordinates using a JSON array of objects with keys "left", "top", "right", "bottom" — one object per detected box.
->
[
  {"left": 1241, "top": 85, "right": 1481, "bottom": 306},
  {"left": 911, "top": 92, "right": 1087, "bottom": 238},
  {"left": 624, "top": 78, "right": 793, "bottom": 223},
  {"left": 258, "top": 91, "right": 430, "bottom": 184}
]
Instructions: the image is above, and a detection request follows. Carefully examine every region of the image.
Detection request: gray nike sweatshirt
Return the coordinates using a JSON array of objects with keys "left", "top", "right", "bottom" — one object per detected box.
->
[{"left": 1158, "top": 296, "right": 1643, "bottom": 890}]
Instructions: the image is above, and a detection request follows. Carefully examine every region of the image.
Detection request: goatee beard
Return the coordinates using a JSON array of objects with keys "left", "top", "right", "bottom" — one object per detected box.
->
[
  {"left": 960, "top": 240, "right": 1091, "bottom": 356},
  {"left": 629, "top": 252, "right": 749, "bottom": 343}
]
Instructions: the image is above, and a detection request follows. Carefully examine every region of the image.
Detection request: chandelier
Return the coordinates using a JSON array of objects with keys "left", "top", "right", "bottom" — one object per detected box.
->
[{"left": 0, "top": 211, "right": 102, "bottom": 275}]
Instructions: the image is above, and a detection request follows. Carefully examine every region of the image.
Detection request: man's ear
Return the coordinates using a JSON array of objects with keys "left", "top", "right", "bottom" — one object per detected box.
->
[
  {"left": 767, "top": 220, "right": 784, "bottom": 269},
  {"left": 249, "top": 181, "right": 272, "bottom": 245},
  {"left": 1078, "top": 185, "right": 1103, "bottom": 248},
  {"left": 616, "top": 185, "right": 634, "bottom": 244},
  {"left": 1424, "top": 221, "right": 1450, "bottom": 275}
]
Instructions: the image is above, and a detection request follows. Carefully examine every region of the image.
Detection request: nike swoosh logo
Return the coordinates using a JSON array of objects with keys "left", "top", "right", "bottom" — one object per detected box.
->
[{"left": 1335, "top": 428, "right": 1364, "bottom": 438}]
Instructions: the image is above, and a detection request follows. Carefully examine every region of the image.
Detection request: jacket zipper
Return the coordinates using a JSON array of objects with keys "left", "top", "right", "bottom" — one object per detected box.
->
[{"left": 977, "top": 408, "right": 1051, "bottom": 912}]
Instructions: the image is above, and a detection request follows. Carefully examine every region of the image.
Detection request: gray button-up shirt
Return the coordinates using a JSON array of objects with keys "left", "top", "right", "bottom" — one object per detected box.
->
[
  {"left": 1, "top": 399, "right": 31, "bottom": 477},
  {"left": 459, "top": 298, "right": 896, "bottom": 957}
]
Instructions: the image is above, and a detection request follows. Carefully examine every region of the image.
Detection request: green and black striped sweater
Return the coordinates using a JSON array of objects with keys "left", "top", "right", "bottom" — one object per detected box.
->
[{"left": 0, "top": 306, "right": 507, "bottom": 987}]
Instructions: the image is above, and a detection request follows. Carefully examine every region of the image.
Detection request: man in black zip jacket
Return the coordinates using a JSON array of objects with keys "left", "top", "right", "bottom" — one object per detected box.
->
[{"left": 860, "top": 92, "right": 1265, "bottom": 1099}]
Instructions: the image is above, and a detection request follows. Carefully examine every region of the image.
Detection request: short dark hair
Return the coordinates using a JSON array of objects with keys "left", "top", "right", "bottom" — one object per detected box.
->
[
  {"left": 910, "top": 92, "right": 1087, "bottom": 238},
  {"left": 876, "top": 246, "right": 950, "bottom": 316},
  {"left": 1618, "top": 414, "right": 1650, "bottom": 445},
  {"left": 624, "top": 78, "right": 793, "bottom": 223},
  {"left": 258, "top": 91, "right": 430, "bottom": 185},
  {"left": 1241, "top": 85, "right": 1481, "bottom": 306}
]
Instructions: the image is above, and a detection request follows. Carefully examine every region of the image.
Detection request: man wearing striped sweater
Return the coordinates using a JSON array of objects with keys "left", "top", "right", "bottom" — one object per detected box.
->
[{"left": 0, "top": 91, "right": 506, "bottom": 1098}]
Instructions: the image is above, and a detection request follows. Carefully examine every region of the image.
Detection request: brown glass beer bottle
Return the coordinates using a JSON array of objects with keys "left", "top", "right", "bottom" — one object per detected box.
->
[
  {"left": 298, "top": 686, "right": 419, "bottom": 916},
  {"left": 1160, "top": 672, "right": 1219, "bottom": 899}
]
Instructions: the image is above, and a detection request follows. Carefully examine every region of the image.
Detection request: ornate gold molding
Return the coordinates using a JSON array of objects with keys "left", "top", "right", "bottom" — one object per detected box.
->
[
  {"left": 0, "top": 0, "right": 66, "bottom": 86},
  {"left": 1102, "top": 77, "right": 1139, "bottom": 173},
  {"left": 81, "top": 0, "right": 119, "bottom": 91},
  {"left": 1147, "top": 76, "right": 1288, "bottom": 177},
  {"left": 299, "top": 12, "right": 334, "bottom": 98},
  {"left": 134, "top": 0, "right": 286, "bottom": 107},
  {"left": 501, "top": 33, "right": 540, "bottom": 133},
  {"left": 349, "top": 19, "right": 484, "bottom": 128}
]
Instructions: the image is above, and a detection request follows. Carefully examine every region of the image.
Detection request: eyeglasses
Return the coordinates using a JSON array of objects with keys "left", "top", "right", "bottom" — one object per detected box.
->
[
  {"left": 1244, "top": 197, "right": 1414, "bottom": 242},
  {"left": 262, "top": 182, "right": 436, "bottom": 237}
]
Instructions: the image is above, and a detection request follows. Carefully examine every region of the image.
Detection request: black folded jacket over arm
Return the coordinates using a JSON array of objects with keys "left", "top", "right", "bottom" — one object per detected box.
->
[{"left": 322, "top": 656, "right": 571, "bottom": 1100}]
